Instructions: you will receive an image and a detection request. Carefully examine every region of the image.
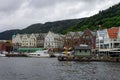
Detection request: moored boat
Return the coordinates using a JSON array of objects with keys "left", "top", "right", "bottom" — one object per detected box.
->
[
  {"left": 0, "top": 51, "right": 8, "bottom": 57},
  {"left": 26, "top": 50, "right": 50, "bottom": 58},
  {"left": 0, "top": 53, "right": 6, "bottom": 57}
]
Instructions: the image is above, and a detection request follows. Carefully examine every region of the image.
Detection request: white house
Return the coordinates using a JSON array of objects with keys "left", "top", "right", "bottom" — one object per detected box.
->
[
  {"left": 44, "top": 31, "right": 63, "bottom": 49},
  {"left": 29, "top": 33, "right": 37, "bottom": 47},
  {"left": 12, "top": 34, "right": 22, "bottom": 47},
  {"left": 96, "top": 30, "right": 106, "bottom": 49},
  {"left": 103, "top": 27, "right": 119, "bottom": 50},
  {"left": 21, "top": 34, "right": 30, "bottom": 47},
  {"left": 12, "top": 33, "right": 47, "bottom": 48}
]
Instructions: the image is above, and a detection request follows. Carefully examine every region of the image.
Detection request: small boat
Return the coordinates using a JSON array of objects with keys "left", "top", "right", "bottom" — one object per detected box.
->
[
  {"left": 0, "top": 51, "right": 8, "bottom": 57},
  {"left": 0, "top": 53, "right": 6, "bottom": 57},
  {"left": 26, "top": 50, "right": 50, "bottom": 58}
]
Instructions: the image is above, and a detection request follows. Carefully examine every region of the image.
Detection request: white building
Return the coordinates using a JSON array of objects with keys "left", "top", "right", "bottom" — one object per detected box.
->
[
  {"left": 96, "top": 30, "right": 106, "bottom": 49},
  {"left": 21, "top": 34, "right": 30, "bottom": 47},
  {"left": 97, "top": 27, "right": 120, "bottom": 51},
  {"left": 29, "top": 33, "right": 37, "bottom": 47},
  {"left": 44, "top": 31, "right": 64, "bottom": 49},
  {"left": 12, "top": 34, "right": 22, "bottom": 47},
  {"left": 12, "top": 33, "right": 47, "bottom": 48}
]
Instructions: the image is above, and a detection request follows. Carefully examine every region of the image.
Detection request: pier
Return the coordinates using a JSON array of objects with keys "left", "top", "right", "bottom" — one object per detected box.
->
[
  {"left": 58, "top": 54, "right": 120, "bottom": 62},
  {"left": 58, "top": 46, "right": 120, "bottom": 62}
]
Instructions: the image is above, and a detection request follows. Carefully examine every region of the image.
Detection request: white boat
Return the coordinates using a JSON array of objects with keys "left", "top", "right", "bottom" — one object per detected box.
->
[
  {"left": 0, "top": 51, "right": 8, "bottom": 57},
  {"left": 26, "top": 50, "right": 50, "bottom": 58},
  {"left": 0, "top": 54, "right": 6, "bottom": 57}
]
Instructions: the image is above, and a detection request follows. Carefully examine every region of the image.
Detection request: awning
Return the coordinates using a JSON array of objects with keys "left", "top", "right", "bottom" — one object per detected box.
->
[{"left": 18, "top": 48, "right": 44, "bottom": 52}]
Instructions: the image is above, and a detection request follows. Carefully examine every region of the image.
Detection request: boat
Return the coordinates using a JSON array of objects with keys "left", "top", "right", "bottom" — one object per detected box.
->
[
  {"left": 26, "top": 50, "right": 50, "bottom": 58},
  {"left": 0, "top": 53, "right": 6, "bottom": 57},
  {"left": 0, "top": 51, "right": 8, "bottom": 57}
]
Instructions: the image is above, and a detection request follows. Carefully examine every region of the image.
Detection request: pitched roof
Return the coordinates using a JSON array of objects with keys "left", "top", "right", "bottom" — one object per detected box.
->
[
  {"left": 77, "top": 31, "right": 83, "bottom": 36},
  {"left": 91, "top": 31, "right": 97, "bottom": 36},
  {"left": 74, "top": 45, "right": 91, "bottom": 50},
  {"left": 67, "top": 32, "right": 75, "bottom": 37},
  {"left": 107, "top": 27, "right": 119, "bottom": 39}
]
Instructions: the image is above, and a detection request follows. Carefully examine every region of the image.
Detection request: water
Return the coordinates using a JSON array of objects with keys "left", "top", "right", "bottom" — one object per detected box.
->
[{"left": 0, "top": 57, "right": 120, "bottom": 80}]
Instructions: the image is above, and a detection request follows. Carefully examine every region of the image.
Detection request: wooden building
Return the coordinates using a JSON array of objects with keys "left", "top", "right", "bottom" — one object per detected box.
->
[
  {"left": 64, "top": 32, "right": 75, "bottom": 48},
  {"left": 81, "top": 29, "right": 96, "bottom": 49},
  {"left": 0, "top": 42, "right": 6, "bottom": 51},
  {"left": 73, "top": 32, "right": 83, "bottom": 46}
]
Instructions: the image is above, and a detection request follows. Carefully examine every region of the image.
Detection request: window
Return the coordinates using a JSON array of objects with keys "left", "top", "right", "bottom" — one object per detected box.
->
[
  {"left": 86, "top": 36, "right": 89, "bottom": 39},
  {"left": 83, "top": 36, "right": 85, "bottom": 38},
  {"left": 79, "top": 50, "right": 81, "bottom": 52},
  {"left": 85, "top": 50, "right": 87, "bottom": 52}
]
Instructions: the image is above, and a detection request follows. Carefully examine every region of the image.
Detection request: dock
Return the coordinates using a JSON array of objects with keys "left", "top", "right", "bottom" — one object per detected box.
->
[
  {"left": 5, "top": 53, "right": 28, "bottom": 57},
  {"left": 58, "top": 50, "right": 120, "bottom": 62},
  {"left": 58, "top": 56, "right": 120, "bottom": 62}
]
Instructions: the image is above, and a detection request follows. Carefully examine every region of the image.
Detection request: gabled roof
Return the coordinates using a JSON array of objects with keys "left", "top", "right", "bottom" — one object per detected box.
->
[
  {"left": 77, "top": 31, "right": 83, "bottom": 36},
  {"left": 47, "top": 31, "right": 60, "bottom": 39},
  {"left": 42, "top": 33, "right": 47, "bottom": 38},
  {"left": 107, "top": 27, "right": 119, "bottom": 39},
  {"left": 91, "top": 31, "right": 97, "bottom": 36},
  {"left": 34, "top": 34, "right": 39, "bottom": 37},
  {"left": 67, "top": 32, "right": 75, "bottom": 37},
  {"left": 74, "top": 45, "right": 91, "bottom": 50}
]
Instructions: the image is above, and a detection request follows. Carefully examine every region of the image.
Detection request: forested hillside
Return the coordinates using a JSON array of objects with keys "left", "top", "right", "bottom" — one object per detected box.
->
[{"left": 63, "top": 3, "right": 120, "bottom": 33}]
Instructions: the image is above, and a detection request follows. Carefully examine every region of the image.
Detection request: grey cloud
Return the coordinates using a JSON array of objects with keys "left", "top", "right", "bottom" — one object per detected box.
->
[
  {"left": 27, "top": 0, "right": 88, "bottom": 8},
  {"left": 0, "top": 0, "right": 25, "bottom": 13}
]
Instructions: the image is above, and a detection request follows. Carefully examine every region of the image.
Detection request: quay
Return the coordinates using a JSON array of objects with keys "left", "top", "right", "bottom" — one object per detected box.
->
[
  {"left": 5, "top": 53, "right": 28, "bottom": 57},
  {"left": 58, "top": 45, "right": 120, "bottom": 62},
  {"left": 58, "top": 56, "right": 120, "bottom": 62}
]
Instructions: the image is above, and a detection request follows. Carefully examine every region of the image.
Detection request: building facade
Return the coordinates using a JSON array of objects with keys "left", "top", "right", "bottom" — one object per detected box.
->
[
  {"left": 104, "top": 27, "right": 119, "bottom": 50},
  {"left": 12, "top": 33, "right": 39, "bottom": 48},
  {"left": 81, "top": 29, "right": 96, "bottom": 49},
  {"left": 36, "top": 33, "right": 46, "bottom": 48},
  {"left": 44, "top": 31, "right": 63, "bottom": 49},
  {"left": 64, "top": 32, "right": 75, "bottom": 48}
]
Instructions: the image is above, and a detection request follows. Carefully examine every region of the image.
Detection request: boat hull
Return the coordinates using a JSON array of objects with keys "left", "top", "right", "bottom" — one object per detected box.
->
[
  {"left": 27, "top": 54, "right": 50, "bottom": 58},
  {"left": 0, "top": 54, "right": 5, "bottom": 57}
]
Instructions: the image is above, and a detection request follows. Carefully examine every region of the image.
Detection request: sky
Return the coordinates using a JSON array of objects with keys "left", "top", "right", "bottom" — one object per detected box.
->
[{"left": 0, "top": 0, "right": 120, "bottom": 32}]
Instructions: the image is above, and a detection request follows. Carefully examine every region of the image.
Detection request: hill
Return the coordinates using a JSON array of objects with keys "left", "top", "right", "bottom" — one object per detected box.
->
[
  {"left": 0, "top": 19, "right": 80, "bottom": 40},
  {"left": 63, "top": 3, "right": 120, "bottom": 33},
  {"left": 0, "top": 3, "right": 120, "bottom": 40}
]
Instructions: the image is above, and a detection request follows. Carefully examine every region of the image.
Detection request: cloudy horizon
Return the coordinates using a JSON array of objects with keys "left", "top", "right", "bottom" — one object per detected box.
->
[{"left": 0, "top": 0, "right": 120, "bottom": 32}]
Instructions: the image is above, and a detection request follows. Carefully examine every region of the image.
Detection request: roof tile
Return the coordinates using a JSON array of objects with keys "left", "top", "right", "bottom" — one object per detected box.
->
[{"left": 107, "top": 27, "right": 119, "bottom": 39}]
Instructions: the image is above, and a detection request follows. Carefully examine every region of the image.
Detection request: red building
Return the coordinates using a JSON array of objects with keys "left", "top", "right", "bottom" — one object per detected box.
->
[
  {"left": 0, "top": 42, "right": 6, "bottom": 51},
  {"left": 81, "top": 29, "right": 96, "bottom": 49},
  {"left": 63, "top": 29, "right": 96, "bottom": 49},
  {"left": 0, "top": 40, "right": 12, "bottom": 52}
]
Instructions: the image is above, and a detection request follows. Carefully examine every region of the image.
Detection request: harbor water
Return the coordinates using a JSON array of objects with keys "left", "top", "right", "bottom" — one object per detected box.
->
[{"left": 0, "top": 57, "right": 120, "bottom": 80}]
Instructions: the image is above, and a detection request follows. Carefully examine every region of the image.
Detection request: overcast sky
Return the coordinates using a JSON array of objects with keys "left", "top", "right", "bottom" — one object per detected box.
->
[{"left": 0, "top": 0, "right": 120, "bottom": 32}]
